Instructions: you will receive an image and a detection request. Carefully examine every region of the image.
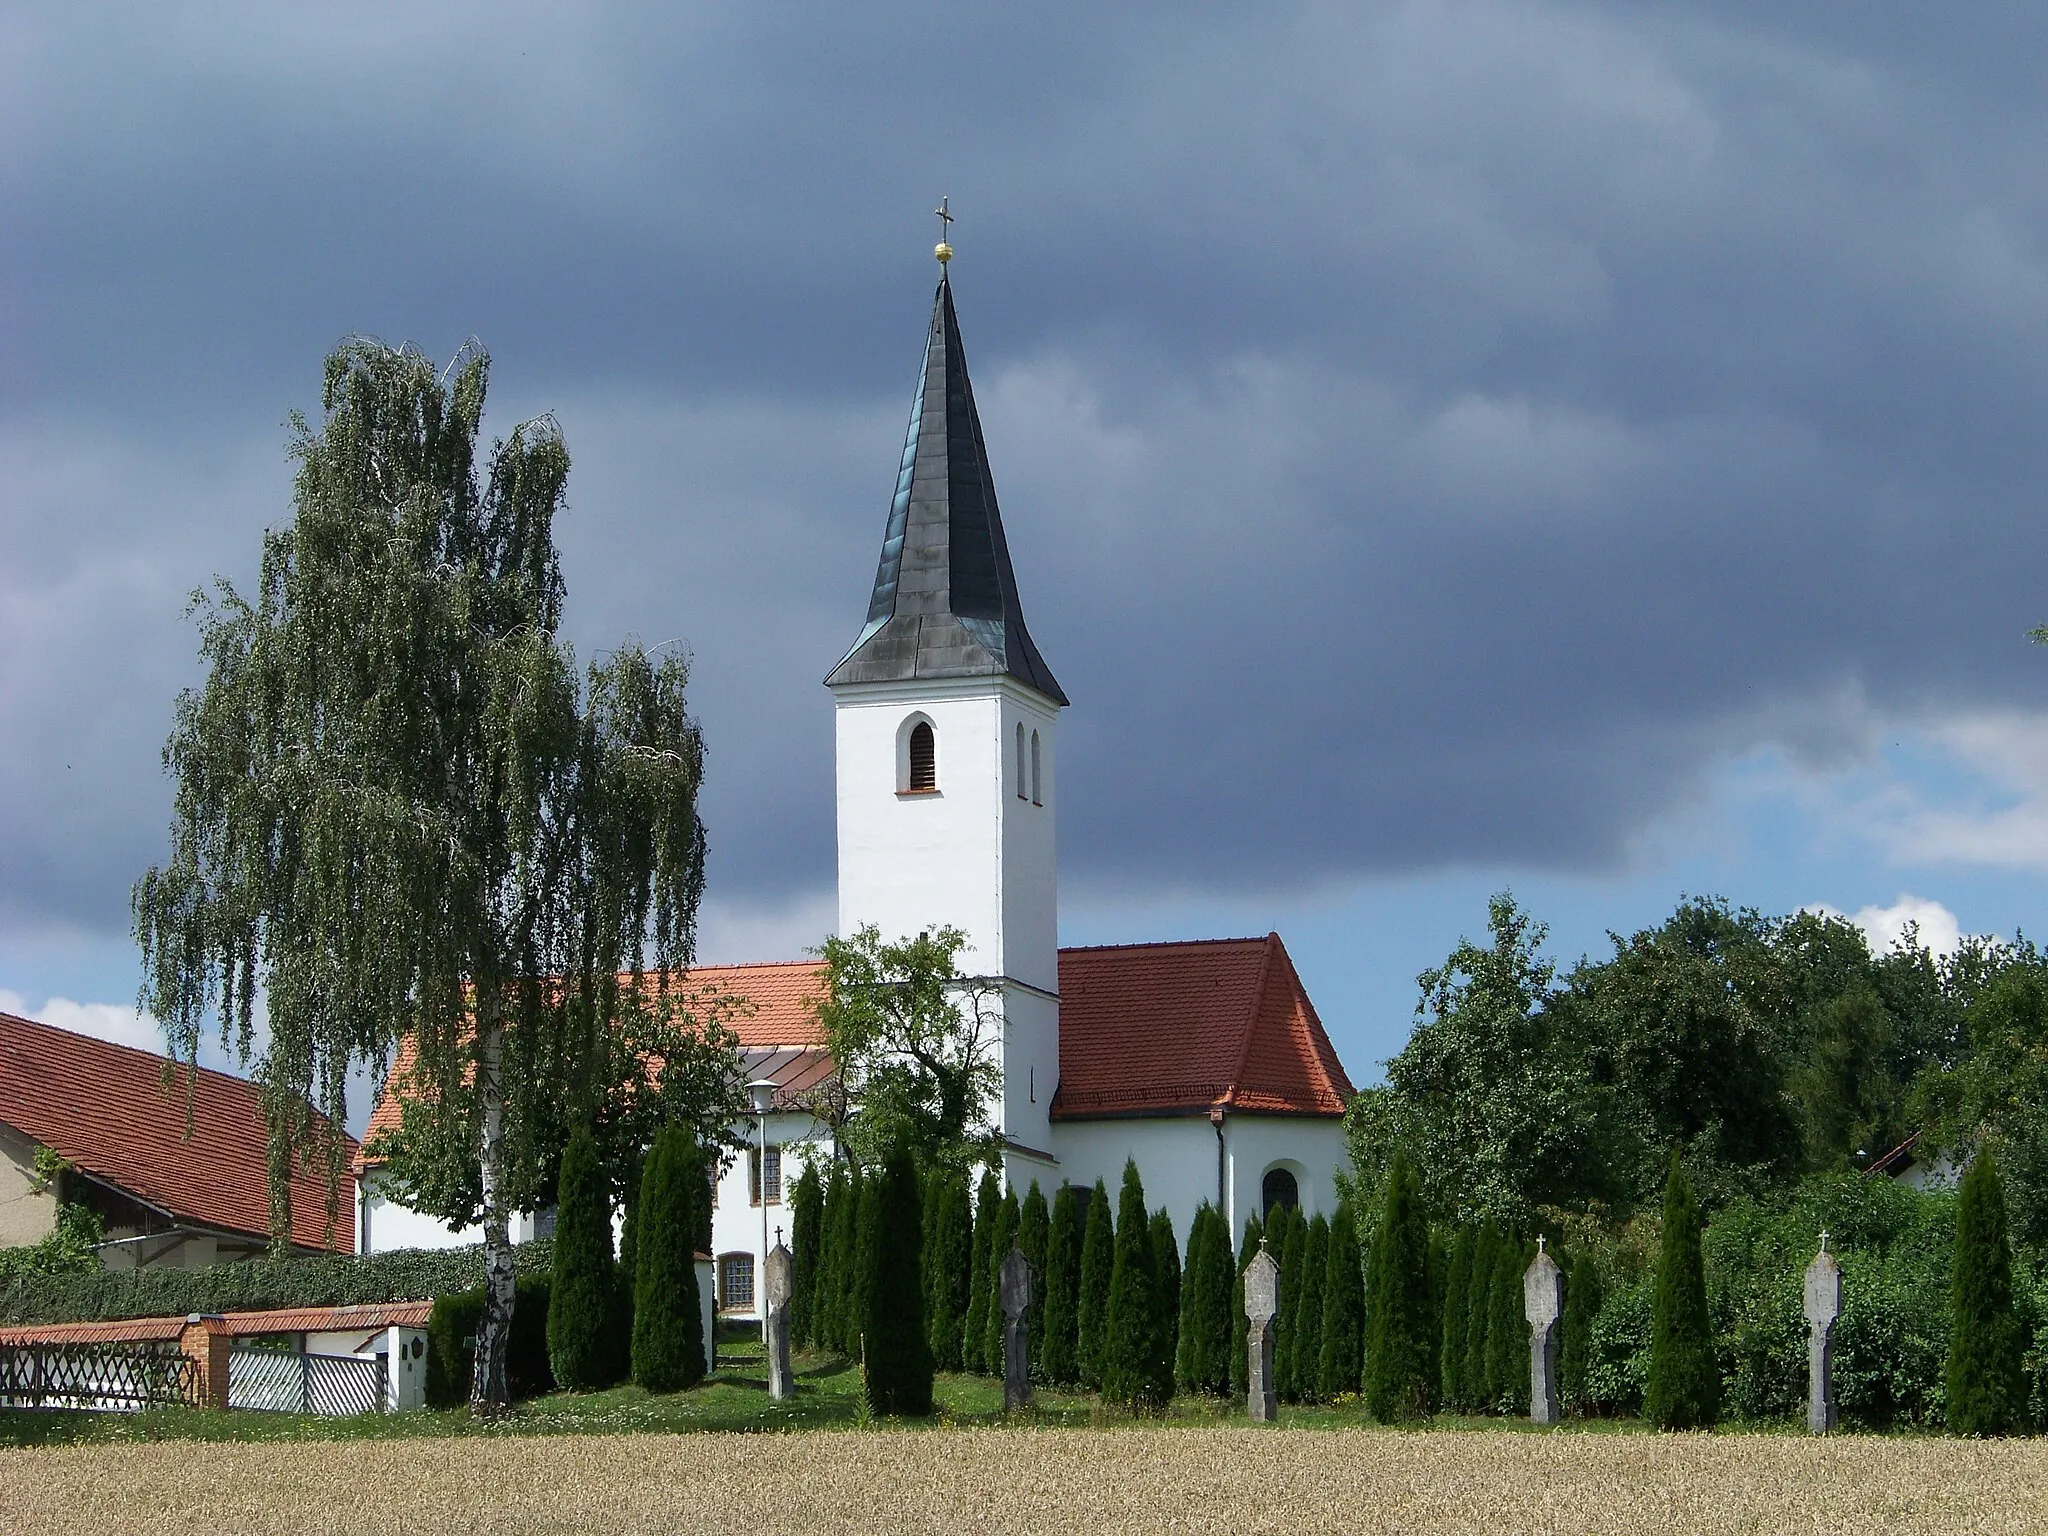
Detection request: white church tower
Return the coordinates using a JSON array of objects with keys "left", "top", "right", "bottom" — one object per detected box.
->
[{"left": 825, "top": 256, "right": 1068, "bottom": 1190}]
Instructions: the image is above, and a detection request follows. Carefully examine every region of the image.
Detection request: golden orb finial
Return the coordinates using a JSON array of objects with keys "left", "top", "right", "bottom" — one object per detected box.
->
[
  {"left": 933, "top": 196, "right": 954, "bottom": 267},
  {"left": 935, "top": 241, "right": 953, "bottom": 265}
]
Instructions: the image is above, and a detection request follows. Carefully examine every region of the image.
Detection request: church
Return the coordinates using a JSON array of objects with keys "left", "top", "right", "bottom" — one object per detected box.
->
[{"left": 359, "top": 251, "right": 1356, "bottom": 1320}]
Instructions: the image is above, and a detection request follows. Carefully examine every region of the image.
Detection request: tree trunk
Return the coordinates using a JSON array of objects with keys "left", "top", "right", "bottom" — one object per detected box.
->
[{"left": 470, "top": 999, "right": 517, "bottom": 1417}]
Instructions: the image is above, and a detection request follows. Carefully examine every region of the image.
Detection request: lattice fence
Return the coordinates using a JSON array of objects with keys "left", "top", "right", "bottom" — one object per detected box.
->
[
  {"left": 0, "top": 1342, "right": 200, "bottom": 1411},
  {"left": 229, "top": 1346, "right": 386, "bottom": 1415}
]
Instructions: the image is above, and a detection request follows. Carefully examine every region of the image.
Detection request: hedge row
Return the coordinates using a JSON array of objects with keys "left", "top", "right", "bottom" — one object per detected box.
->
[{"left": 0, "top": 1239, "right": 556, "bottom": 1327}]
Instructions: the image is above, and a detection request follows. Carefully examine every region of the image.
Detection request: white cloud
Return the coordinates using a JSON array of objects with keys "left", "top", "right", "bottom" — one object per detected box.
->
[
  {"left": 0, "top": 988, "right": 164, "bottom": 1054},
  {"left": 1805, "top": 894, "right": 1965, "bottom": 958}
]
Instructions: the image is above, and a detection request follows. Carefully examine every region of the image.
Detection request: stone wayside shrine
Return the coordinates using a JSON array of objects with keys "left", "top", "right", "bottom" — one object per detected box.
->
[
  {"left": 1804, "top": 1236, "right": 1842, "bottom": 1434},
  {"left": 1523, "top": 1238, "right": 1564, "bottom": 1426},
  {"left": 1243, "top": 1240, "right": 1280, "bottom": 1421},
  {"left": 764, "top": 1238, "right": 793, "bottom": 1402},
  {"left": 1000, "top": 1243, "right": 1033, "bottom": 1413}
]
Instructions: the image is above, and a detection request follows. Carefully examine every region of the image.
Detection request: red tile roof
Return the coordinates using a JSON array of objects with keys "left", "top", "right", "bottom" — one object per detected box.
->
[
  {"left": 0, "top": 1301, "right": 431, "bottom": 1349},
  {"left": 0, "top": 1011, "right": 357, "bottom": 1254},
  {"left": 1052, "top": 934, "right": 1353, "bottom": 1120}
]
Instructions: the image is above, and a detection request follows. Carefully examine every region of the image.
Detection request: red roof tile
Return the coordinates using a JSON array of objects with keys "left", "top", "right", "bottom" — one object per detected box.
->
[
  {"left": 0, "top": 1301, "right": 431, "bottom": 1349},
  {"left": 1051, "top": 934, "right": 1353, "bottom": 1120},
  {"left": 0, "top": 1011, "right": 357, "bottom": 1253}
]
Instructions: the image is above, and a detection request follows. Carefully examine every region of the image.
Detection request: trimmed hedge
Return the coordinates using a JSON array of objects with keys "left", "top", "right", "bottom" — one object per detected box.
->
[
  {"left": 426, "top": 1272, "right": 556, "bottom": 1407},
  {"left": 1, "top": 1238, "right": 555, "bottom": 1327}
]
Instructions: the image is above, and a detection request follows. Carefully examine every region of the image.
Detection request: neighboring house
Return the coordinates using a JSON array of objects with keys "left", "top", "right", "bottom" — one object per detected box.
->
[
  {"left": 359, "top": 260, "right": 1359, "bottom": 1315},
  {"left": 0, "top": 1009, "right": 357, "bottom": 1266},
  {"left": 1866, "top": 1130, "right": 1965, "bottom": 1191}
]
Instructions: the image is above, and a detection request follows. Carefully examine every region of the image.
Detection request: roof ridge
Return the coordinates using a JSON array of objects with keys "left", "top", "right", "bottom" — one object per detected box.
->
[
  {"left": 1057, "top": 936, "right": 1271, "bottom": 956},
  {"left": 1218, "top": 933, "right": 1283, "bottom": 1110}
]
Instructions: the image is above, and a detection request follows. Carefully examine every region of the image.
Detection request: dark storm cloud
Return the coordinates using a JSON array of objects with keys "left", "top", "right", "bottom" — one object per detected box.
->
[{"left": 5, "top": 1, "right": 2048, "bottom": 941}]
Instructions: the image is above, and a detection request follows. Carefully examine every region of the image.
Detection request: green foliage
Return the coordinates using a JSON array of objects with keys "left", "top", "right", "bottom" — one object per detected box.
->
[
  {"left": 1076, "top": 1178, "right": 1114, "bottom": 1391},
  {"left": 1040, "top": 1184, "right": 1083, "bottom": 1386},
  {"left": 0, "top": 1203, "right": 105, "bottom": 1284},
  {"left": 631, "top": 1126, "right": 705, "bottom": 1393},
  {"left": 982, "top": 1186, "right": 1020, "bottom": 1372},
  {"left": 1558, "top": 1248, "right": 1603, "bottom": 1415},
  {"left": 1175, "top": 1203, "right": 1232, "bottom": 1396},
  {"left": 1364, "top": 1155, "right": 1432, "bottom": 1420},
  {"left": 1018, "top": 1182, "right": 1049, "bottom": 1373},
  {"left": 811, "top": 925, "right": 1003, "bottom": 1170},
  {"left": 1150, "top": 1208, "right": 1181, "bottom": 1376},
  {"left": 963, "top": 1168, "right": 999, "bottom": 1374},
  {"left": 1462, "top": 1223, "right": 1496, "bottom": 1407},
  {"left": 859, "top": 1139, "right": 933, "bottom": 1416},
  {"left": 1484, "top": 1236, "right": 1528, "bottom": 1416},
  {"left": 1230, "top": 1212, "right": 1264, "bottom": 1399},
  {"left": 1318, "top": 1201, "right": 1365, "bottom": 1402},
  {"left": 1917, "top": 956, "right": 2048, "bottom": 1247},
  {"left": 1439, "top": 1224, "right": 1474, "bottom": 1411},
  {"left": 848, "top": 1174, "right": 879, "bottom": 1361},
  {"left": 1645, "top": 1156, "right": 1717, "bottom": 1429},
  {"left": 1947, "top": 1152, "right": 2027, "bottom": 1434},
  {"left": 426, "top": 1273, "right": 554, "bottom": 1408},
  {"left": 545, "top": 1128, "right": 616, "bottom": 1392},
  {"left": 923, "top": 1170, "right": 972, "bottom": 1371},
  {"left": 1101, "top": 1161, "right": 1171, "bottom": 1411},
  {"left": 1288, "top": 1214, "right": 1329, "bottom": 1403},
  {"left": 788, "top": 1162, "right": 823, "bottom": 1348},
  {"left": 1272, "top": 1206, "right": 1305, "bottom": 1400},
  {"left": 810, "top": 1164, "right": 844, "bottom": 1351}
]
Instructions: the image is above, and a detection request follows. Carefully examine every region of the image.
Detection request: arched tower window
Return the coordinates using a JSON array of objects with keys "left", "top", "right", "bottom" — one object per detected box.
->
[
  {"left": 1261, "top": 1166, "right": 1299, "bottom": 1222},
  {"left": 1030, "top": 730, "right": 1042, "bottom": 806},
  {"left": 1016, "top": 723, "right": 1027, "bottom": 799},
  {"left": 907, "top": 720, "right": 937, "bottom": 792}
]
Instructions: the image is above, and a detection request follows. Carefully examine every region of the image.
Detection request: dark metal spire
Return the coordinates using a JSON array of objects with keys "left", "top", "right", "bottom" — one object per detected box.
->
[{"left": 825, "top": 273, "right": 1068, "bottom": 705}]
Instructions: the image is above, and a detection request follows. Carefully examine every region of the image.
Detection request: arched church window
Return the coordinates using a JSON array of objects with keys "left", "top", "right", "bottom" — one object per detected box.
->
[
  {"left": 908, "top": 720, "right": 937, "bottom": 792},
  {"left": 1030, "top": 730, "right": 1042, "bottom": 806},
  {"left": 1016, "top": 723, "right": 1027, "bottom": 799},
  {"left": 1262, "top": 1167, "right": 1299, "bottom": 1222}
]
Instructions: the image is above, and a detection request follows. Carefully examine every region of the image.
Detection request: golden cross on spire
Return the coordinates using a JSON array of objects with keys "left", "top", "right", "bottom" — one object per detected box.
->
[{"left": 934, "top": 196, "right": 954, "bottom": 266}]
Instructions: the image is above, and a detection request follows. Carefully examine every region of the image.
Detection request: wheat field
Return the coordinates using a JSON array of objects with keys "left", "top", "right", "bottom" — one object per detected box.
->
[{"left": 3, "top": 1426, "right": 2045, "bottom": 1536}]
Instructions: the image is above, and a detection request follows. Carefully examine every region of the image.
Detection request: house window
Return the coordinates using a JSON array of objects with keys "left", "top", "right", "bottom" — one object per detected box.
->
[
  {"left": 1262, "top": 1167, "right": 1299, "bottom": 1221},
  {"left": 1016, "top": 723, "right": 1027, "bottom": 799},
  {"left": 1030, "top": 730, "right": 1042, "bottom": 806},
  {"left": 908, "top": 720, "right": 937, "bottom": 791},
  {"left": 749, "top": 1145, "right": 782, "bottom": 1206},
  {"left": 720, "top": 1252, "right": 755, "bottom": 1311}
]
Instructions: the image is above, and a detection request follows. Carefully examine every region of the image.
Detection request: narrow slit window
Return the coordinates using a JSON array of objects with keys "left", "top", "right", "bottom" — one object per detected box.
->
[
  {"left": 1030, "top": 730, "right": 1042, "bottom": 806},
  {"left": 1016, "top": 723, "right": 1028, "bottom": 799},
  {"left": 908, "top": 721, "right": 936, "bottom": 791}
]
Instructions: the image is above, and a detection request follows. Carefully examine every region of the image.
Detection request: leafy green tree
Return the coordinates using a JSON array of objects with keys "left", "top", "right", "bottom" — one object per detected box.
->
[
  {"left": 1318, "top": 1201, "right": 1365, "bottom": 1401},
  {"left": 923, "top": 1170, "right": 972, "bottom": 1371},
  {"left": 982, "top": 1186, "right": 1021, "bottom": 1371},
  {"left": 1289, "top": 1214, "right": 1329, "bottom": 1402},
  {"left": 1644, "top": 1155, "right": 1717, "bottom": 1428},
  {"left": 1018, "top": 1182, "right": 1050, "bottom": 1371},
  {"left": 859, "top": 1138, "right": 933, "bottom": 1416},
  {"left": 132, "top": 340, "right": 715, "bottom": 1413},
  {"left": 1916, "top": 957, "right": 2048, "bottom": 1246},
  {"left": 1040, "top": 1184, "right": 1084, "bottom": 1385},
  {"left": 1484, "top": 1236, "right": 1527, "bottom": 1416},
  {"left": 1102, "top": 1161, "right": 1171, "bottom": 1410},
  {"left": 1439, "top": 1224, "right": 1474, "bottom": 1411},
  {"left": 1946, "top": 1151, "right": 2027, "bottom": 1435},
  {"left": 1364, "top": 1155, "right": 1432, "bottom": 1420},
  {"left": 811, "top": 925, "right": 1004, "bottom": 1170},
  {"left": 546, "top": 1127, "right": 615, "bottom": 1391},
  {"left": 1230, "top": 1211, "right": 1265, "bottom": 1399},
  {"left": 1150, "top": 1208, "right": 1182, "bottom": 1376},
  {"left": 1557, "top": 1249, "right": 1602, "bottom": 1416},
  {"left": 788, "top": 1162, "right": 824, "bottom": 1349},
  {"left": 1176, "top": 1203, "right": 1232, "bottom": 1396},
  {"left": 963, "top": 1168, "right": 999, "bottom": 1373},
  {"left": 1076, "top": 1178, "right": 1114, "bottom": 1390},
  {"left": 631, "top": 1125, "right": 705, "bottom": 1393}
]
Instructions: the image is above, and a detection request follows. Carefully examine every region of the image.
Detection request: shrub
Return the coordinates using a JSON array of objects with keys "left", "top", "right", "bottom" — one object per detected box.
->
[
  {"left": 860, "top": 1138, "right": 933, "bottom": 1416},
  {"left": 789, "top": 1161, "right": 824, "bottom": 1349},
  {"left": 924, "top": 1170, "right": 972, "bottom": 1371},
  {"left": 1019, "top": 1181, "right": 1050, "bottom": 1371},
  {"left": 1439, "top": 1224, "right": 1474, "bottom": 1411},
  {"left": 1584, "top": 1274, "right": 1652, "bottom": 1415},
  {"left": 1318, "top": 1201, "right": 1365, "bottom": 1401},
  {"left": 1040, "top": 1184, "right": 1083, "bottom": 1385},
  {"left": 631, "top": 1125, "right": 705, "bottom": 1393},
  {"left": 1076, "top": 1178, "right": 1114, "bottom": 1390},
  {"left": 1101, "top": 1161, "right": 1170, "bottom": 1410},
  {"left": 1363, "top": 1155, "right": 1431, "bottom": 1420},
  {"left": 426, "top": 1273, "right": 554, "bottom": 1408},
  {"left": 982, "top": 1186, "right": 1021, "bottom": 1372},
  {"left": 1151, "top": 1207, "right": 1182, "bottom": 1374},
  {"left": 1948, "top": 1151, "right": 2027, "bottom": 1435},
  {"left": 1230, "top": 1211, "right": 1265, "bottom": 1399},
  {"left": 1645, "top": 1155, "right": 1717, "bottom": 1429},
  {"left": 963, "top": 1168, "right": 1000, "bottom": 1374},
  {"left": 546, "top": 1127, "right": 617, "bottom": 1392},
  {"left": 1558, "top": 1249, "right": 1603, "bottom": 1415}
]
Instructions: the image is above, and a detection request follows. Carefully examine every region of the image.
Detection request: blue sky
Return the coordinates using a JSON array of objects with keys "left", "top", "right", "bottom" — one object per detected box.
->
[{"left": 4, "top": 5, "right": 2048, "bottom": 1129}]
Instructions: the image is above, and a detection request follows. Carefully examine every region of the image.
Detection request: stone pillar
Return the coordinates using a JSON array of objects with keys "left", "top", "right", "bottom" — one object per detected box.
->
[
  {"left": 1000, "top": 1243, "right": 1035, "bottom": 1413},
  {"left": 177, "top": 1315, "right": 230, "bottom": 1410},
  {"left": 1804, "top": 1240, "right": 1842, "bottom": 1435},
  {"left": 1243, "top": 1241, "right": 1280, "bottom": 1422},
  {"left": 764, "top": 1240, "right": 794, "bottom": 1402},
  {"left": 1523, "top": 1239, "right": 1564, "bottom": 1425}
]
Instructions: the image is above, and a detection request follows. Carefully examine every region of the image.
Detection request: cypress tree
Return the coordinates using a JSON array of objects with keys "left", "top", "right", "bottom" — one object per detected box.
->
[
  {"left": 810, "top": 1164, "right": 842, "bottom": 1351},
  {"left": 1363, "top": 1153, "right": 1432, "bottom": 1421},
  {"left": 1558, "top": 1250, "right": 1602, "bottom": 1417},
  {"left": 1230, "top": 1211, "right": 1264, "bottom": 1399},
  {"left": 1019, "top": 1181, "right": 1050, "bottom": 1371},
  {"left": 963, "top": 1168, "right": 1000, "bottom": 1374},
  {"left": 1485, "top": 1237, "right": 1528, "bottom": 1416},
  {"left": 1290, "top": 1214, "right": 1330, "bottom": 1403},
  {"left": 1151, "top": 1208, "right": 1182, "bottom": 1378},
  {"left": 1177, "top": 1204, "right": 1230, "bottom": 1395},
  {"left": 546, "top": 1127, "right": 615, "bottom": 1392},
  {"left": 859, "top": 1138, "right": 934, "bottom": 1416},
  {"left": 631, "top": 1125, "right": 705, "bottom": 1393},
  {"left": 1076, "top": 1178, "right": 1115, "bottom": 1390},
  {"left": 849, "top": 1170, "right": 880, "bottom": 1361},
  {"left": 1440, "top": 1224, "right": 1474, "bottom": 1412},
  {"left": 1462, "top": 1223, "right": 1496, "bottom": 1411},
  {"left": 1102, "top": 1160, "right": 1171, "bottom": 1410},
  {"left": 1423, "top": 1226, "right": 1447, "bottom": 1400},
  {"left": 1041, "top": 1183, "right": 1083, "bottom": 1385},
  {"left": 924, "top": 1171, "right": 973, "bottom": 1371},
  {"left": 789, "top": 1161, "right": 824, "bottom": 1351},
  {"left": 611, "top": 1152, "right": 642, "bottom": 1382},
  {"left": 1947, "top": 1150, "right": 2027, "bottom": 1435},
  {"left": 982, "top": 1186, "right": 1021, "bottom": 1372},
  {"left": 1273, "top": 1205, "right": 1306, "bottom": 1401},
  {"left": 1644, "top": 1154, "right": 1717, "bottom": 1429},
  {"left": 1318, "top": 1201, "right": 1364, "bottom": 1402}
]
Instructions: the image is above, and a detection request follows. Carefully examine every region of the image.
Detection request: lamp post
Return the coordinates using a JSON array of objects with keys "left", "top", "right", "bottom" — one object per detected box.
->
[{"left": 747, "top": 1078, "right": 777, "bottom": 1344}]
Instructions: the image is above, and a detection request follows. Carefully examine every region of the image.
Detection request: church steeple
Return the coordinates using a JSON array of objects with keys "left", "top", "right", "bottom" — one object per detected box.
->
[{"left": 825, "top": 272, "right": 1068, "bottom": 705}]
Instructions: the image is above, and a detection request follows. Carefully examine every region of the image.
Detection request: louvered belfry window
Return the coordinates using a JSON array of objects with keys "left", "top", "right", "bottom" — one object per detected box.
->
[{"left": 908, "top": 721, "right": 937, "bottom": 791}]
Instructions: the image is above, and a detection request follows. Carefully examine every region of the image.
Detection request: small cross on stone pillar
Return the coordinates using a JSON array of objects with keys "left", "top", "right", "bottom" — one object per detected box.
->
[
  {"left": 1524, "top": 1237, "right": 1564, "bottom": 1425},
  {"left": 1000, "top": 1243, "right": 1034, "bottom": 1413},
  {"left": 1804, "top": 1234, "right": 1842, "bottom": 1434},
  {"left": 1243, "top": 1240, "right": 1280, "bottom": 1422},
  {"left": 764, "top": 1236, "right": 793, "bottom": 1402}
]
